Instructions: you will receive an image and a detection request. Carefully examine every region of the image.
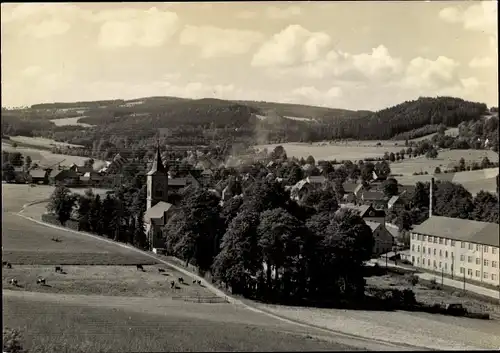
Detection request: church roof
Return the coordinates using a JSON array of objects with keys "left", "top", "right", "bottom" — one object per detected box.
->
[
  {"left": 147, "top": 145, "right": 167, "bottom": 176},
  {"left": 144, "top": 201, "right": 173, "bottom": 224}
]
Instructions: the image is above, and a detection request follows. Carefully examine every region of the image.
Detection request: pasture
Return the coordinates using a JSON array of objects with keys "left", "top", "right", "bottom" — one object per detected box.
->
[
  {"left": 2, "top": 141, "right": 106, "bottom": 169},
  {"left": 409, "top": 127, "right": 459, "bottom": 142},
  {"left": 3, "top": 293, "right": 348, "bottom": 353},
  {"left": 254, "top": 141, "right": 403, "bottom": 161},
  {"left": 8, "top": 135, "right": 85, "bottom": 148},
  {"left": 50, "top": 116, "right": 94, "bottom": 128},
  {"left": 390, "top": 149, "right": 499, "bottom": 176}
]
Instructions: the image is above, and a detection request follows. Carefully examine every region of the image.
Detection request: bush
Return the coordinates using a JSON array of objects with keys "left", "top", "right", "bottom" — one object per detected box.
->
[
  {"left": 408, "top": 274, "right": 419, "bottom": 286},
  {"left": 3, "top": 327, "right": 25, "bottom": 353}
]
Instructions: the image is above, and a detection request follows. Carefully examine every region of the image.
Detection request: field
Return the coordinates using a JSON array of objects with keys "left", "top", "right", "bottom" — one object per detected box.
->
[
  {"left": 390, "top": 149, "right": 499, "bottom": 176},
  {"left": 409, "top": 127, "right": 459, "bottom": 142},
  {"left": 50, "top": 117, "right": 94, "bottom": 128},
  {"left": 2, "top": 142, "right": 106, "bottom": 169},
  {"left": 254, "top": 141, "right": 404, "bottom": 161},
  {"left": 8, "top": 135, "right": 85, "bottom": 148}
]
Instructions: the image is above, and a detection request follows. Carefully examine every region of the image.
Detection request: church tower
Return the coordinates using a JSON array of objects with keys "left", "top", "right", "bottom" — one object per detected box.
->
[{"left": 146, "top": 142, "right": 168, "bottom": 210}]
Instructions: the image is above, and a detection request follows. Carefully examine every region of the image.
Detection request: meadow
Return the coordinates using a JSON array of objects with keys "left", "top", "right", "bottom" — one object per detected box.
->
[
  {"left": 50, "top": 117, "right": 94, "bottom": 128},
  {"left": 254, "top": 141, "right": 404, "bottom": 161},
  {"left": 8, "top": 135, "right": 85, "bottom": 148},
  {"left": 409, "top": 127, "right": 459, "bottom": 142}
]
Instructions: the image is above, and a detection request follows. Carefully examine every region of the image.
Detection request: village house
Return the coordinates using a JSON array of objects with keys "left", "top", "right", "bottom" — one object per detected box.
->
[
  {"left": 387, "top": 195, "right": 405, "bottom": 212},
  {"left": 360, "top": 190, "right": 386, "bottom": 208},
  {"left": 366, "top": 220, "right": 394, "bottom": 256},
  {"left": 28, "top": 168, "right": 51, "bottom": 184},
  {"left": 51, "top": 169, "right": 80, "bottom": 186},
  {"left": 80, "top": 171, "right": 103, "bottom": 186}
]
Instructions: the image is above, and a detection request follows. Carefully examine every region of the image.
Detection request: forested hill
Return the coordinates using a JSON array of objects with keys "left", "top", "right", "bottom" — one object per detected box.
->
[{"left": 1, "top": 95, "right": 491, "bottom": 146}]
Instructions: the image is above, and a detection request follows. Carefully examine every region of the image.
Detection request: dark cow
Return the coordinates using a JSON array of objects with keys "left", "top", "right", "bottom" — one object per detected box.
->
[
  {"left": 136, "top": 264, "right": 144, "bottom": 271},
  {"left": 37, "top": 278, "right": 46, "bottom": 285},
  {"left": 170, "top": 280, "right": 175, "bottom": 289},
  {"left": 158, "top": 268, "right": 165, "bottom": 273},
  {"left": 55, "top": 266, "right": 63, "bottom": 273},
  {"left": 178, "top": 277, "right": 184, "bottom": 284},
  {"left": 9, "top": 278, "right": 18, "bottom": 286}
]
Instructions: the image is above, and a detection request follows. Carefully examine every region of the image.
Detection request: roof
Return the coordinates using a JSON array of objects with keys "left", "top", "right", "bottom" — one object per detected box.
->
[
  {"left": 168, "top": 178, "right": 187, "bottom": 187},
  {"left": 201, "top": 169, "right": 213, "bottom": 175},
  {"left": 387, "top": 195, "right": 400, "bottom": 207},
  {"left": 29, "top": 169, "right": 47, "bottom": 178},
  {"left": 362, "top": 191, "right": 385, "bottom": 201},
  {"left": 307, "top": 175, "right": 326, "bottom": 184},
  {"left": 342, "top": 182, "right": 359, "bottom": 193},
  {"left": 340, "top": 204, "right": 371, "bottom": 217},
  {"left": 354, "top": 184, "right": 364, "bottom": 194},
  {"left": 412, "top": 216, "right": 500, "bottom": 247},
  {"left": 147, "top": 145, "right": 167, "bottom": 176},
  {"left": 76, "top": 166, "right": 93, "bottom": 174},
  {"left": 144, "top": 201, "right": 173, "bottom": 223},
  {"left": 365, "top": 220, "right": 381, "bottom": 232}
]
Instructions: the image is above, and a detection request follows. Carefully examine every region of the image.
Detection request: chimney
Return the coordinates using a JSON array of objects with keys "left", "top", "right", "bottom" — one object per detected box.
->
[{"left": 429, "top": 177, "right": 434, "bottom": 218}]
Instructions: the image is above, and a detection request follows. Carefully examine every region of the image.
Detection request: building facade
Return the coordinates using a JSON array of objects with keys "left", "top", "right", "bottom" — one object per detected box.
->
[{"left": 410, "top": 216, "right": 499, "bottom": 287}]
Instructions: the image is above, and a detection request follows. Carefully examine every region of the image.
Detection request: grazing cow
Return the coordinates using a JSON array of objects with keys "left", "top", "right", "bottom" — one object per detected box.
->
[
  {"left": 158, "top": 268, "right": 165, "bottom": 273},
  {"left": 3, "top": 261, "right": 12, "bottom": 269},
  {"left": 51, "top": 237, "right": 62, "bottom": 243},
  {"left": 9, "top": 278, "right": 18, "bottom": 286},
  {"left": 37, "top": 278, "right": 46, "bottom": 285},
  {"left": 136, "top": 264, "right": 144, "bottom": 271},
  {"left": 192, "top": 279, "right": 197, "bottom": 284},
  {"left": 197, "top": 280, "right": 201, "bottom": 285},
  {"left": 178, "top": 277, "right": 184, "bottom": 284},
  {"left": 170, "top": 280, "right": 175, "bottom": 289},
  {"left": 55, "top": 266, "right": 62, "bottom": 273}
]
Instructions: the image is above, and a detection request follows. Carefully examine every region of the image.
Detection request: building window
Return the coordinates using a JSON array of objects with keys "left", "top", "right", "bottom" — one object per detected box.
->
[
  {"left": 493, "top": 274, "right": 498, "bottom": 281},
  {"left": 483, "top": 272, "right": 489, "bottom": 279},
  {"left": 434, "top": 237, "right": 438, "bottom": 244},
  {"left": 423, "top": 246, "right": 426, "bottom": 252},
  {"left": 428, "top": 248, "right": 431, "bottom": 254},
  {"left": 492, "top": 261, "right": 498, "bottom": 268},
  {"left": 417, "top": 245, "right": 420, "bottom": 252},
  {"left": 433, "top": 260, "right": 436, "bottom": 268},
  {"left": 467, "top": 256, "right": 473, "bottom": 263},
  {"left": 460, "top": 267, "right": 465, "bottom": 274},
  {"left": 484, "top": 259, "right": 489, "bottom": 267},
  {"left": 476, "top": 258, "right": 480, "bottom": 265},
  {"left": 412, "top": 234, "right": 416, "bottom": 240},
  {"left": 461, "top": 242, "right": 466, "bottom": 248},
  {"left": 484, "top": 246, "right": 489, "bottom": 253},
  {"left": 433, "top": 249, "right": 436, "bottom": 255},
  {"left": 460, "top": 255, "right": 465, "bottom": 261},
  {"left": 439, "top": 262, "right": 442, "bottom": 268},
  {"left": 417, "top": 258, "right": 420, "bottom": 264},
  {"left": 428, "top": 259, "right": 430, "bottom": 266},
  {"left": 419, "top": 234, "right": 423, "bottom": 241},
  {"left": 439, "top": 238, "right": 443, "bottom": 244},
  {"left": 475, "top": 270, "right": 480, "bottom": 277},
  {"left": 439, "top": 250, "right": 442, "bottom": 257},
  {"left": 476, "top": 244, "right": 481, "bottom": 251},
  {"left": 468, "top": 268, "right": 473, "bottom": 276},
  {"left": 451, "top": 241, "right": 456, "bottom": 246},
  {"left": 444, "top": 263, "right": 448, "bottom": 270},
  {"left": 468, "top": 243, "right": 473, "bottom": 250},
  {"left": 492, "top": 248, "right": 497, "bottom": 255},
  {"left": 445, "top": 239, "right": 448, "bottom": 246},
  {"left": 423, "top": 235, "right": 427, "bottom": 242},
  {"left": 428, "top": 236, "right": 433, "bottom": 242},
  {"left": 445, "top": 251, "right": 448, "bottom": 258},
  {"left": 412, "top": 245, "right": 415, "bottom": 251},
  {"left": 412, "top": 256, "right": 415, "bottom": 264}
]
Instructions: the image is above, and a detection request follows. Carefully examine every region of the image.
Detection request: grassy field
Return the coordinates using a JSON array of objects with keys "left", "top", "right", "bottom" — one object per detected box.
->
[
  {"left": 390, "top": 149, "right": 499, "bottom": 176},
  {"left": 50, "top": 117, "right": 94, "bottom": 128},
  {"left": 2, "top": 142, "right": 105, "bottom": 168},
  {"left": 8, "top": 135, "right": 85, "bottom": 148},
  {"left": 409, "top": 127, "right": 459, "bottom": 142},
  {"left": 2, "top": 265, "right": 217, "bottom": 299},
  {"left": 254, "top": 142, "right": 403, "bottom": 161},
  {"left": 4, "top": 294, "right": 350, "bottom": 353}
]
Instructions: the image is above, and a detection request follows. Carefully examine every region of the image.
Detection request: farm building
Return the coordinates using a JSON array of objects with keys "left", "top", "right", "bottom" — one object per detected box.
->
[
  {"left": 366, "top": 220, "right": 394, "bottom": 256},
  {"left": 13, "top": 167, "right": 28, "bottom": 183},
  {"left": 360, "top": 190, "right": 386, "bottom": 208},
  {"left": 51, "top": 169, "right": 80, "bottom": 186},
  {"left": 410, "top": 216, "right": 499, "bottom": 287},
  {"left": 28, "top": 169, "right": 50, "bottom": 184},
  {"left": 80, "top": 171, "right": 103, "bottom": 186}
]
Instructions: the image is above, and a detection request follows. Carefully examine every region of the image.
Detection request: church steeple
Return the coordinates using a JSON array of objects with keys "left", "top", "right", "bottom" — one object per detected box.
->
[{"left": 147, "top": 140, "right": 166, "bottom": 175}]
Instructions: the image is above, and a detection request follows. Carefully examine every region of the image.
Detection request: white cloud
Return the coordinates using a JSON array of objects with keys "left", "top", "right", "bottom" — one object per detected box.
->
[
  {"left": 21, "top": 66, "right": 42, "bottom": 77},
  {"left": 179, "top": 26, "right": 264, "bottom": 58},
  {"left": 22, "top": 19, "right": 71, "bottom": 38},
  {"left": 403, "top": 56, "right": 460, "bottom": 89},
  {"left": 439, "top": 1, "right": 497, "bottom": 36},
  {"left": 291, "top": 86, "right": 343, "bottom": 107},
  {"left": 235, "top": 10, "right": 257, "bottom": 19},
  {"left": 251, "top": 25, "right": 331, "bottom": 67},
  {"left": 265, "top": 5, "right": 301, "bottom": 19},
  {"left": 469, "top": 56, "right": 494, "bottom": 68},
  {"left": 97, "top": 7, "right": 179, "bottom": 48},
  {"left": 350, "top": 45, "right": 403, "bottom": 78}
]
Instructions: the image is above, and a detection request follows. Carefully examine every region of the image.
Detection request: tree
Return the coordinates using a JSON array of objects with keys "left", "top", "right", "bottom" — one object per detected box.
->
[
  {"left": 375, "top": 160, "right": 391, "bottom": 179},
  {"left": 76, "top": 194, "right": 92, "bottom": 231},
  {"left": 433, "top": 181, "right": 473, "bottom": 219},
  {"left": 480, "top": 157, "right": 491, "bottom": 169},
  {"left": 270, "top": 146, "right": 287, "bottom": 160},
  {"left": 24, "top": 155, "right": 32, "bottom": 170},
  {"left": 425, "top": 148, "right": 438, "bottom": 159},
  {"left": 458, "top": 157, "right": 466, "bottom": 172},
  {"left": 305, "top": 155, "right": 315, "bottom": 165},
  {"left": 212, "top": 210, "right": 261, "bottom": 296},
  {"left": 434, "top": 167, "right": 441, "bottom": 174},
  {"left": 360, "top": 162, "right": 375, "bottom": 183},
  {"left": 84, "top": 158, "right": 95, "bottom": 168},
  {"left": 471, "top": 191, "right": 499, "bottom": 223},
  {"left": 133, "top": 208, "right": 148, "bottom": 249},
  {"left": 2, "top": 162, "right": 15, "bottom": 182},
  {"left": 389, "top": 152, "right": 396, "bottom": 162},
  {"left": 3, "top": 327, "right": 25, "bottom": 353},
  {"left": 47, "top": 186, "right": 76, "bottom": 226},
  {"left": 382, "top": 178, "right": 399, "bottom": 198},
  {"left": 9, "top": 152, "right": 23, "bottom": 167},
  {"left": 89, "top": 194, "right": 102, "bottom": 234}
]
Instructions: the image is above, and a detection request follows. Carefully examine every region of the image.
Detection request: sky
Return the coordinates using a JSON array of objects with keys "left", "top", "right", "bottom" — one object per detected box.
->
[{"left": 1, "top": 1, "right": 497, "bottom": 111}]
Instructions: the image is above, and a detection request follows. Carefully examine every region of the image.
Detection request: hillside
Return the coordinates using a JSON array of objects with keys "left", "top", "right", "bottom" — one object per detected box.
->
[{"left": 1, "top": 96, "right": 491, "bottom": 148}]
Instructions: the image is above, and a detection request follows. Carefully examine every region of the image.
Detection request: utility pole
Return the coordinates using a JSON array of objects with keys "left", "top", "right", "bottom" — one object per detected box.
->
[
  {"left": 441, "top": 268, "right": 444, "bottom": 286},
  {"left": 463, "top": 271, "right": 466, "bottom": 291},
  {"left": 385, "top": 252, "right": 388, "bottom": 268}
]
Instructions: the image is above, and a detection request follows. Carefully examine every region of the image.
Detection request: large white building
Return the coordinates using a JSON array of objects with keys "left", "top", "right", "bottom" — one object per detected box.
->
[{"left": 410, "top": 216, "right": 499, "bottom": 287}]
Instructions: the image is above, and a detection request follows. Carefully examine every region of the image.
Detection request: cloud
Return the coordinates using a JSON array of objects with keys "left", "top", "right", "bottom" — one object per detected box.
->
[
  {"left": 439, "top": 1, "right": 497, "bottom": 36},
  {"left": 291, "top": 86, "right": 343, "bottom": 107},
  {"left": 179, "top": 25, "right": 264, "bottom": 58},
  {"left": 265, "top": 5, "right": 301, "bottom": 19},
  {"left": 403, "top": 56, "right": 460, "bottom": 89},
  {"left": 21, "top": 66, "right": 42, "bottom": 77},
  {"left": 251, "top": 25, "right": 331, "bottom": 67},
  {"left": 22, "top": 19, "right": 71, "bottom": 38},
  {"left": 96, "top": 7, "right": 179, "bottom": 48},
  {"left": 469, "top": 56, "right": 495, "bottom": 68},
  {"left": 235, "top": 10, "right": 257, "bottom": 19}
]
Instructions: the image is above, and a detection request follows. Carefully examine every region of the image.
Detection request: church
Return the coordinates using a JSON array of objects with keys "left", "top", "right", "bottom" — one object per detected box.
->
[{"left": 144, "top": 144, "right": 174, "bottom": 254}]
